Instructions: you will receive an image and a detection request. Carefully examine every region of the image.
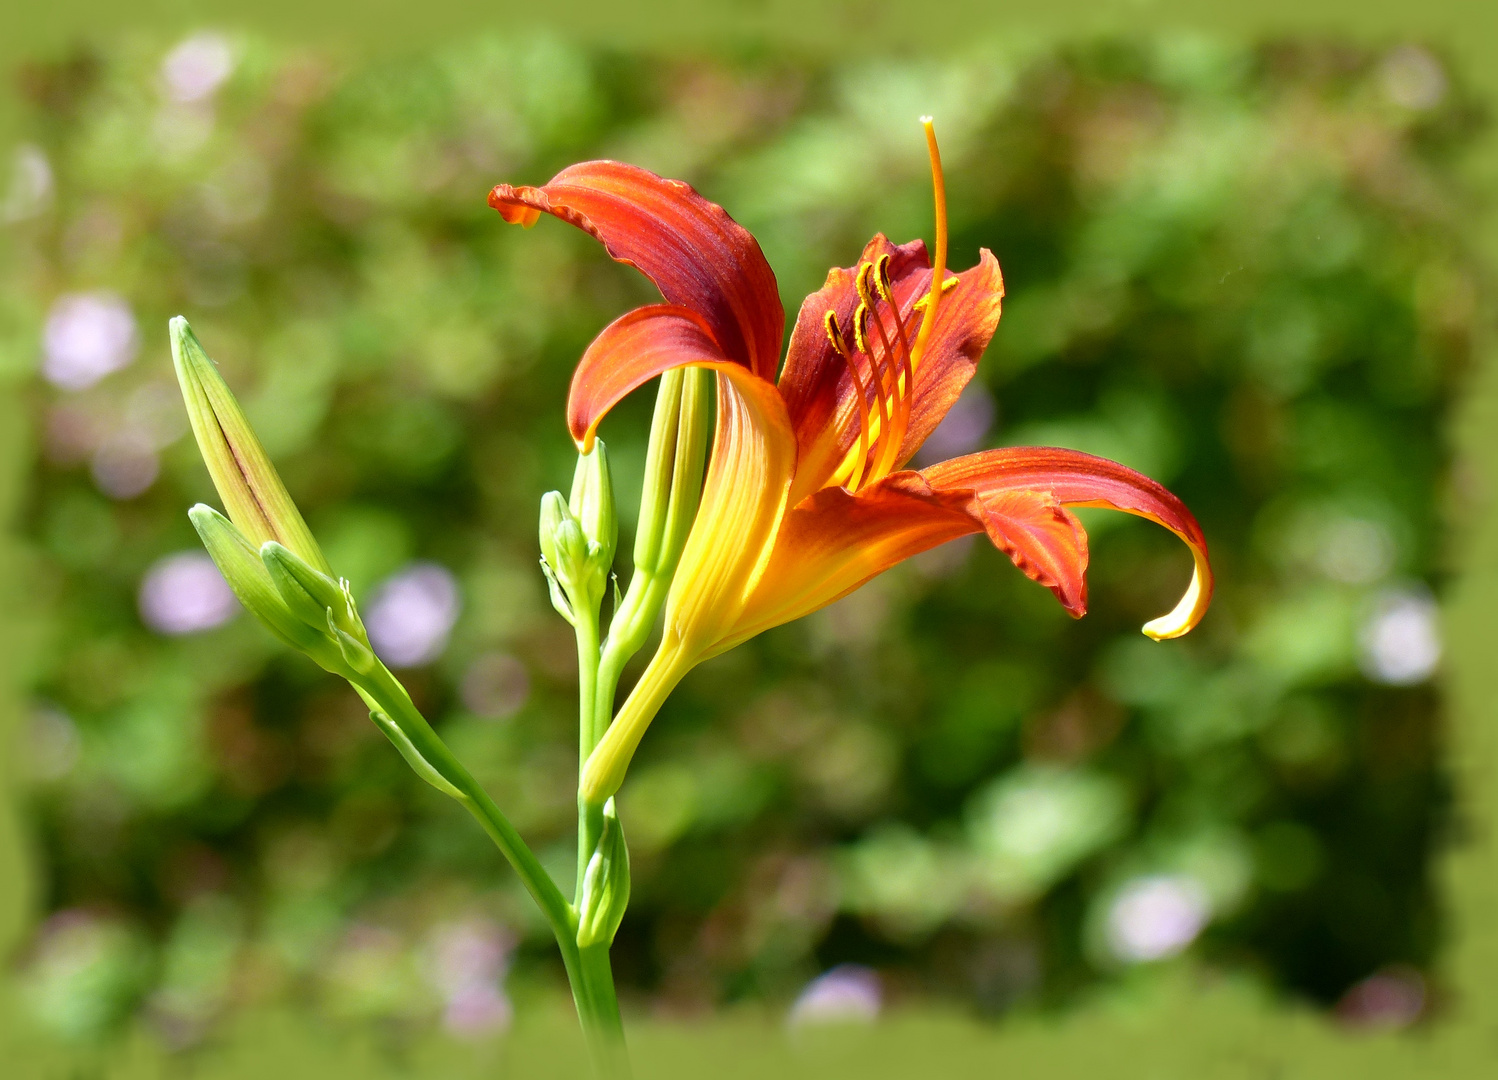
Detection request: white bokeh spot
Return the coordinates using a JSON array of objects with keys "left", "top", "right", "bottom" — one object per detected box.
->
[
  {"left": 42, "top": 292, "right": 139, "bottom": 391},
  {"left": 1106, "top": 874, "right": 1211, "bottom": 963},
  {"left": 1359, "top": 587, "right": 1441, "bottom": 686},
  {"left": 161, "top": 33, "right": 236, "bottom": 103},
  {"left": 364, "top": 562, "right": 461, "bottom": 668},
  {"left": 787, "top": 964, "right": 882, "bottom": 1027},
  {"left": 139, "top": 552, "right": 239, "bottom": 635}
]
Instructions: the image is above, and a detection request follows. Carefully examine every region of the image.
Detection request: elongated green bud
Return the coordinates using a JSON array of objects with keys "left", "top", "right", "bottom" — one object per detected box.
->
[
  {"left": 576, "top": 798, "right": 630, "bottom": 948},
  {"left": 189, "top": 505, "right": 349, "bottom": 672},
  {"left": 569, "top": 440, "right": 617, "bottom": 573},
  {"left": 539, "top": 440, "right": 617, "bottom": 624},
  {"left": 189, "top": 505, "right": 318, "bottom": 651},
  {"left": 260, "top": 541, "right": 373, "bottom": 671},
  {"left": 170, "top": 316, "right": 331, "bottom": 575},
  {"left": 636, "top": 369, "right": 709, "bottom": 577},
  {"left": 602, "top": 369, "right": 711, "bottom": 665}
]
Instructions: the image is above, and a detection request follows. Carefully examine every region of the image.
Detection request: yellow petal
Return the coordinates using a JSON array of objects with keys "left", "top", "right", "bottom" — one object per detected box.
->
[{"left": 581, "top": 366, "right": 796, "bottom": 802}]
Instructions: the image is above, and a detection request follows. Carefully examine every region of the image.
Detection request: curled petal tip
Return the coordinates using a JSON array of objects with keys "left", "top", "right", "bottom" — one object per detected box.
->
[
  {"left": 487, "top": 185, "right": 542, "bottom": 226},
  {"left": 1140, "top": 555, "right": 1211, "bottom": 641}
]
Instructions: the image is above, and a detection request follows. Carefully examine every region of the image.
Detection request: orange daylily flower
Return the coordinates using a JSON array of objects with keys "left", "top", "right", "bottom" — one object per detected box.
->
[{"left": 491, "top": 121, "right": 1213, "bottom": 802}]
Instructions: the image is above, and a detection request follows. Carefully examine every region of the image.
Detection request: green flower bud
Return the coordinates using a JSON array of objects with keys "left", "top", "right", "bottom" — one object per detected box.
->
[
  {"left": 569, "top": 439, "right": 617, "bottom": 574},
  {"left": 170, "top": 317, "right": 331, "bottom": 575},
  {"left": 539, "top": 490, "right": 573, "bottom": 578},
  {"left": 634, "top": 368, "right": 709, "bottom": 580},
  {"left": 539, "top": 442, "right": 618, "bottom": 624},
  {"left": 601, "top": 368, "right": 711, "bottom": 666},
  {"left": 260, "top": 541, "right": 372, "bottom": 671},
  {"left": 540, "top": 491, "right": 593, "bottom": 586},
  {"left": 189, "top": 505, "right": 346, "bottom": 671},
  {"left": 576, "top": 798, "right": 630, "bottom": 948}
]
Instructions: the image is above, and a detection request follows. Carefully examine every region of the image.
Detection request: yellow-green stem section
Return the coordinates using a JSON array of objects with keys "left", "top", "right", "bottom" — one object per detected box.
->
[{"left": 582, "top": 641, "right": 692, "bottom": 802}]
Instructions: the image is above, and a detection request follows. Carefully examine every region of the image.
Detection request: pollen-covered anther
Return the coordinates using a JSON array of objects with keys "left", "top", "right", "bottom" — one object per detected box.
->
[
  {"left": 911, "top": 276, "right": 959, "bottom": 311},
  {"left": 825, "top": 309, "right": 872, "bottom": 491}
]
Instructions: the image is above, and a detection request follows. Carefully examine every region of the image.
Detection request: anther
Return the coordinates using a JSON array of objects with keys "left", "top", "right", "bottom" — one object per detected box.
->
[
  {"left": 823, "top": 310, "right": 850, "bottom": 357},
  {"left": 911, "top": 276, "right": 959, "bottom": 311},
  {"left": 852, "top": 303, "right": 871, "bottom": 357},
  {"left": 874, "top": 254, "right": 895, "bottom": 302},
  {"left": 871, "top": 251, "right": 918, "bottom": 479},
  {"left": 825, "top": 308, "right": 872, "bottom": 491}
]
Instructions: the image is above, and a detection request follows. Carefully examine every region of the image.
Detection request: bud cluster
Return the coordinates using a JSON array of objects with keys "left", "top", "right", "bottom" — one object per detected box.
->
[
  {"left": 539, "top": 441, "right": 617, "bottom": 625},
  {"left": 171, "top": 316, "right": 381, "bottom": 685}
]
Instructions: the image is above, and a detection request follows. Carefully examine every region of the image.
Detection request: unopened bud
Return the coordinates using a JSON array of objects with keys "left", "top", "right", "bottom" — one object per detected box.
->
[
  {"left": 539, "top": 491, "right": 589, "bottom": 579},
  {"left": 189, "top": 505, "right": 346, "bottom": 671},
  {"left": 569, "top": 439, "right": 617, "bottom": 572},
  {"left": 576, "top": 798, "right": 630, "bottom": 948},
  {"left": 260, "top": 541, "right": 369, "bottom": 659},
  {"left": 170, "top": 317, "right": 330, "bottom": 574},
  {"left": 539, "top": 444, "right": 618, "bottom": 623},
  {"left": 636, "top": 369, "right": 709, "bottom": 579},
  {"left": 602, "top": 368, "right": 710, "bottom": 664}
]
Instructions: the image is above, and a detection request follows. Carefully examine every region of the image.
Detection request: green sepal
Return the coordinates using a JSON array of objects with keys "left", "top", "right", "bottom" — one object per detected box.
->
[{"left": 576, "top": 797, "right": 630, "bottom": 948}]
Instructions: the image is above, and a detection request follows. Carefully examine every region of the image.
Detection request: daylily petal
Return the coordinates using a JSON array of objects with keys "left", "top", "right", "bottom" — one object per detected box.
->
[
  {"left": 666, "top": 368, "right": 797, "bottom": 655},
  {"left": 974, "top": 489, "right": 1088, "bottom": 617},
  {"left": 779, "top": 236, "right": 926, "bottom": 502},
  {"left": 490, "top": 161, "right": 784, "bottom": 380},
  {"left": 722, "top": 470, "right": 979, "bottom": 651},
  {"left": 583, "top": 365, "right": 797, "bottom": 802},
  {"left": 567, "top": 304, "right": 728, "bottom": 448},
  {"left": 778, "top": 239, "right": 1005, "bottom": 504},
  {"left": 895, "top": 247, "right": 1004, "bottom": 467},
  {"left": 923, "top": 447, "right": 1212, "bottom": 638}
]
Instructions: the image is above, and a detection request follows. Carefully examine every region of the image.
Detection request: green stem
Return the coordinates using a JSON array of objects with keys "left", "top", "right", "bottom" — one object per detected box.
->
[
  {"left": 572, "top": 609, "right": 628, "bottom": 1077},
  {"left": 354, "top": 667, "right": 575, "bottom": 953},
  {"left": 357, "top": 665, "right": 627, "bottom": 1066},
  {"left": 578, "top": 941, "right": 628, "bottom": 1077},
  {"left": 575, "top": 613, "right": 605, "bottom": 903}
]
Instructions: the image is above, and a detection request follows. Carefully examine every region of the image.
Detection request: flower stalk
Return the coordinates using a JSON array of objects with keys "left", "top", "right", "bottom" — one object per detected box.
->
[{"left": 171, "top": 318, "right": 614, "bottom": 1071}]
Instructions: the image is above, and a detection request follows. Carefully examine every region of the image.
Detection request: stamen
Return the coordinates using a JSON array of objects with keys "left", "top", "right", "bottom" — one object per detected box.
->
[
  {"left": 855, "top": 261, "right": 902, "bottom": 477},
  {"left": 853, "top": 264, "right": 893, "bottom": 470},
  {"left": 852, "top": 302, "right": 871, "bottom": 357},
  {"left": 851, "top": 301, "right": 889, "bottom": 431},
  {"left": 824, "top": 310, "right": 871, "bottom": 491},
  {"left": 874, "top": 253, "right": 918, "bottom": 476},
  {"left": 911, "top": 277, "right": 959, "bottom": 311}
]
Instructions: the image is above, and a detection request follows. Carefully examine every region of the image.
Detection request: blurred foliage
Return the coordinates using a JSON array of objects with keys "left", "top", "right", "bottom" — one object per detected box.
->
[{"left": 2, "top": 28, "right": 1485, "bottom": 1047}]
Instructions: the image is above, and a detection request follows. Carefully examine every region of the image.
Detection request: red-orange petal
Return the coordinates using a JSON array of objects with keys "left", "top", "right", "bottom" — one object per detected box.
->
[
  {"left": 779, "top": 236, "right": 928, "bottom": 503},
  {"left": 778, "top": 239, "right": 1006, "bottom": 505},
  {"left": 895, "top": 248, "right": 1004, "bottom": 467},
  {"left": 974, "top": 489, "right": 1088, "bottom": 617},
  {"left": 568, "top": 305, "right": 728, "bottom": 448},
  {"left": 923, "top": 447, "right": 1213, "bottom": 638},
  {"left": 489, "top": 161, "right": 784, "bottom": 381}
]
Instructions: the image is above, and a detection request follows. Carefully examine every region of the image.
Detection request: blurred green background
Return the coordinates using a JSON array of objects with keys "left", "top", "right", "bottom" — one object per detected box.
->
[{"left": 2, "top": 3, "right": 1497, "bottom": 1076}]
